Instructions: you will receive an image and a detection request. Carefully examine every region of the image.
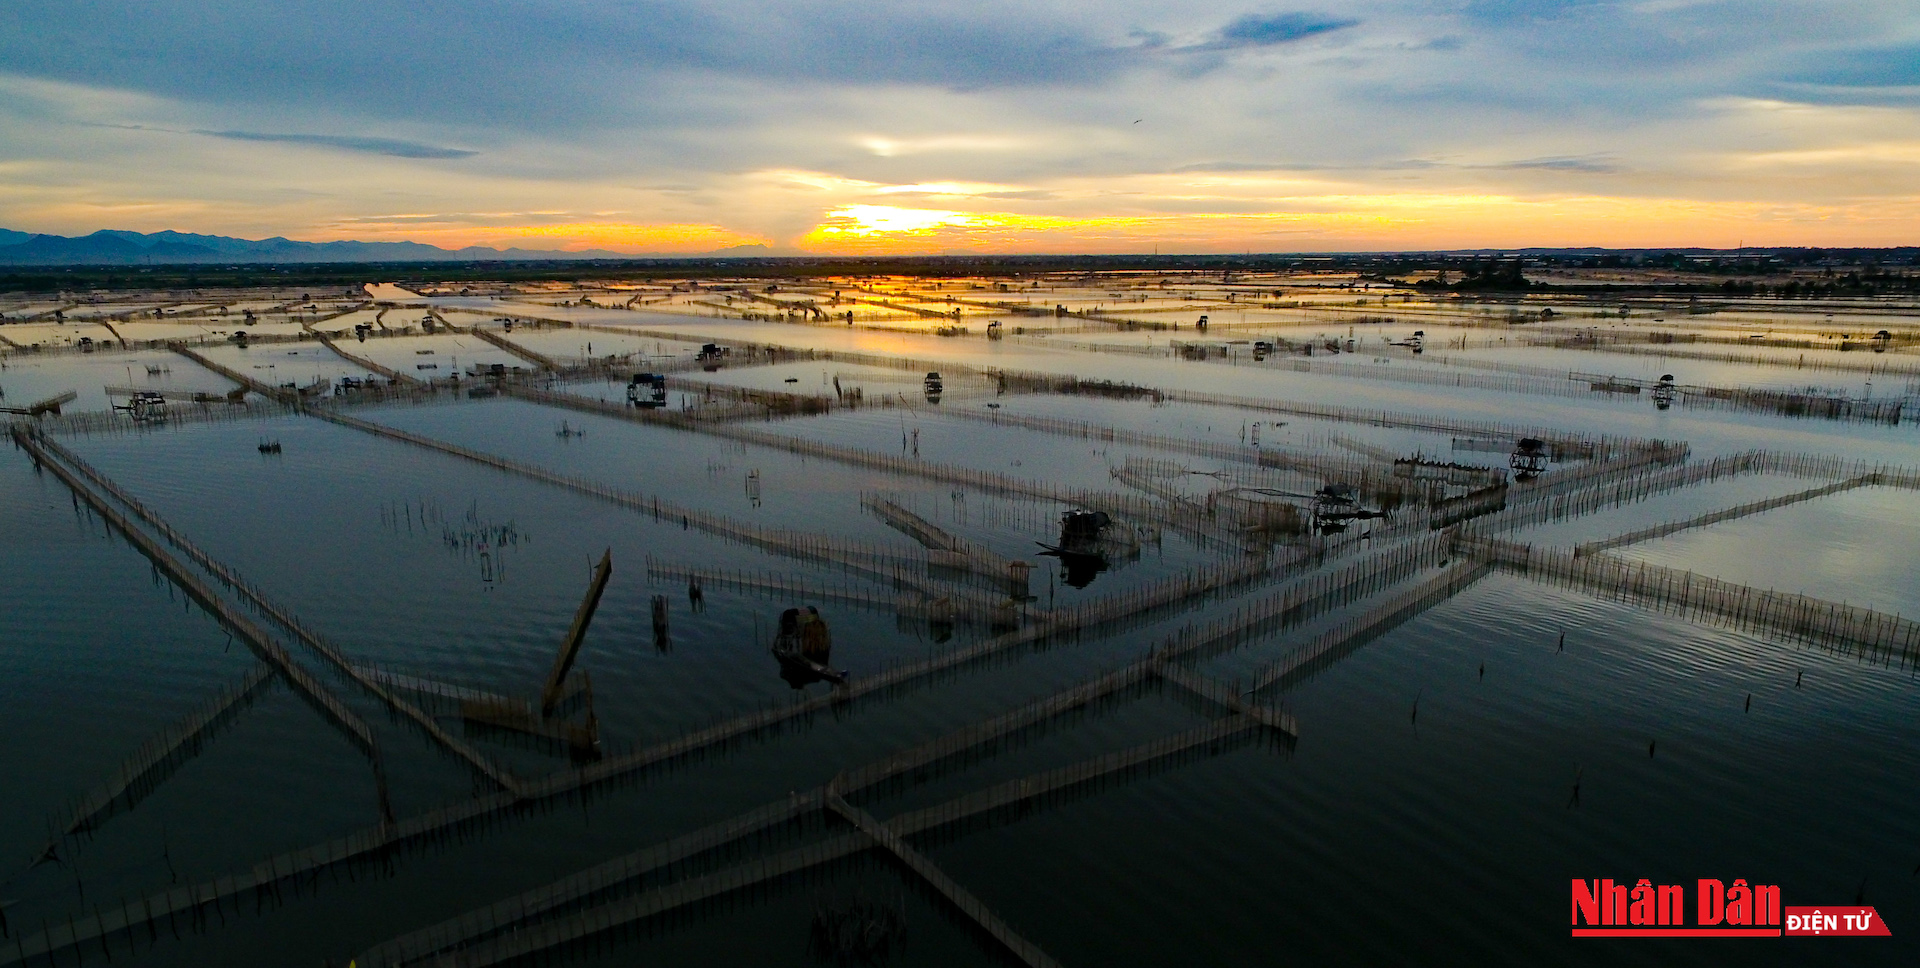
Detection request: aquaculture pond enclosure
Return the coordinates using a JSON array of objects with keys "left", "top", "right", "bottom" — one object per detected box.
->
[{"left": 4, "top": 281, "right": 1919, "bottom": 967}]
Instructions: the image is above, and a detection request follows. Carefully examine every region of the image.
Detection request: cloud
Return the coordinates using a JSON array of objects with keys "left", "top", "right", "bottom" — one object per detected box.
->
[
  {"left": 1770, "top": 41, "right": 1920, "bottom": 104},
  {"left": 860, "top": 135, "right": 1027, "bottom": 157},
  {"left": 1173, "top": 161, "right": 1337, "bottom": 173},
  {"left": 1460, "top": 0, "right": 1615, "bottom": 23},
  {"left": 4, "top": 1, "right": 1919, "bottom": 250},
  {"left": 873, "top": 181, "right": 1032, "bottom": 196},
  {"left": 1769, "top": 81, "right": 1920, "bottom": 105},
  {"left": 1489, "top": 155, "right": 1622, "bottom": 173},
  {"left": 1172, "top": 156, "right": 1620, "bottom": 174},
  {"left": 62, "top": 119, "right": 478, "bottom": 159},
  {"left": 0, "top": 1, "right": 1136, "bottom": 131},
  {"left": 329, "top": 212, "right": 565, "bottom": 225},
  {"left": 195, "top": 130, "right": 477, "bottom": 159},
  {"left": 1190, "top": 11, "right": 1361, "bottom": 51}
]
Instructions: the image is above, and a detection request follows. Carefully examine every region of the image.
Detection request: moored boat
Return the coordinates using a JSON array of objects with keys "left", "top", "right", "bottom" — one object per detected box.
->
[{"left": 771, "top": 606, "right": 846, "bottom": 684}]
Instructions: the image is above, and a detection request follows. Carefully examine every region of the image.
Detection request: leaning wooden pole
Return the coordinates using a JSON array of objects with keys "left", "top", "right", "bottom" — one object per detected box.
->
[{"left": 543, "top": 549, "right": 612, "bottom": 716}]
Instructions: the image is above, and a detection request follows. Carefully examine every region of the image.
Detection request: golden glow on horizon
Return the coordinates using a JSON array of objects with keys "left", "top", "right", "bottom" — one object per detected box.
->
[
  {"left": 787, "top": 192, "right": 1908, "bottom": 253},
  {"left": 23, "top": 164, "right": 1918, "bottom": 254},
  {"left": 800, "top": 208, "right": 1384, "bottom": 253}
]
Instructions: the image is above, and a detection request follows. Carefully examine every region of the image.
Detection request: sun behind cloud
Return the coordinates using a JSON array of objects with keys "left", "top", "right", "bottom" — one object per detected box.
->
[{"left": 810, "top": 205, "right": 981, "bottom": 236}]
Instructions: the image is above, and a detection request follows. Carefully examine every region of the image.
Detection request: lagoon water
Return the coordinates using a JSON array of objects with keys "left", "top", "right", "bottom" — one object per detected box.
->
[{"left": 2, "top": 295, "right": 1917, "bottom": 966}]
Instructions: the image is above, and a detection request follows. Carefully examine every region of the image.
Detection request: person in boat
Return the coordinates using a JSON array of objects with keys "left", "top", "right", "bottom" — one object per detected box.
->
[
  {"left": 799, "top": 606, "right": 831, "bottom": 662},
  {"left": 771, "top": 606, "right": 802, "bottom": 653}
]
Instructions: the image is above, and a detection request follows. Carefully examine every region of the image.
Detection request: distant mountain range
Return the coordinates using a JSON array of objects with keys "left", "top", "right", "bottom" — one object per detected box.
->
[{"left": 0, "top": 228, "right": 773, "bottom": 265}]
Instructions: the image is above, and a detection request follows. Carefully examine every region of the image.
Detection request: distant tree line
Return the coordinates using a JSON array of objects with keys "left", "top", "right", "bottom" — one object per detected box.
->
[
  {"left": 1410, "top": 257, "right": 1535, "bottom": 292},
  {"left": 4, "top": 247, "right": 1919, "bottom": 294},
  {"left": 1716, "top": 268, "right": 1920, "bottom": 298}
]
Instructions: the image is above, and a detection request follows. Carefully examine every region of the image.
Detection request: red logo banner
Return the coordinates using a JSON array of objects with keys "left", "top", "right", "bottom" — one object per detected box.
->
[{"left": 1571, "top": 880, "right": 1893, "bottom": 938}]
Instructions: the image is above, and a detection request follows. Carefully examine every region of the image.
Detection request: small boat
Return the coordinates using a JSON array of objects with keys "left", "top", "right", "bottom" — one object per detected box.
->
[{"left": 771, "top": 607, "right": 846, "bottom": 684}]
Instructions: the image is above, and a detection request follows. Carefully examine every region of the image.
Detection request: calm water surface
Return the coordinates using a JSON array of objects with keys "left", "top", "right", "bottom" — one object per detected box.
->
[{"left": 3, "top": 322, "right": 1916, "bottom": 966}]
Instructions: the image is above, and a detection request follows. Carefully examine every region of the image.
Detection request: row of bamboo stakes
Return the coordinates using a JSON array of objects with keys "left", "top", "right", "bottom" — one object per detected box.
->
[
  {"left": 28, "top": 664, "right": 275, "bottom": 867},
  {"left": 14, "top": 426, "right": 520, "bottom": 793},
  {"left": 642, "top": 558, "right": 1026, "bottom": 629},
  {"left": 1477, "top": 450, "right": 1920, "bottom": 536},
  {"left": 1, "top": 470, "right": 1399, "bottom": 965},
  {"left": 947, "top": 405, "right": 1505, "bottom": 496},
  {"left": 501, "top": 383, "right": 1237, "bottom": 544},
  {"left": 9, "top": 433, "right": 382, "bottom": 771},
  {"left": 1001, "top": 326, "right": 1912, "bottom": 423},
  {"left": 440, "top": 305, "right": 1673, "bottom": 459},
  {"left": 1572, "top": 475, "right": 1879, "bottom": 556},
  {"left": 13, "top": 504, "right": 1910, "bottom": 966},
  {"left": 364, "top": 716, "right": 1256, "bottom": 968},
  {"left": 1469, "top": 537, "right": 1920, "bottom": 664},
  {"left": 359, "top": 536, "right": 1499, "bottom": 965},
  {"left": 0, "top": 537, "right": 1866, "bottom": 968},
  {"left": 350, "top": 547, "right": 1341, "bottom": 966},
  {"left": 296, "top": 381, "right": 1433, "bottom": 591},
  {"left": 1527, "top": 336, "right": 1920, "bottom": 378},
  {"left": 307, "top": 405, "right": 1035, "bottom": 625},
  {"left": 29, "top": 317, "right": 1679, "bottom": 487},
  {"left": 336, "top": 447, "right": 1920, "bottom": 961},
  {"left": 312, "top": 332, "right": 423, "bottom": 387},
  {"left": 1248, "top": 559, "right": 1495, "bottom": 693},
  {"left": 1295, "top": 355, "right": 1910, "bottom": 424},
  {"left": 1393, "top": 338, "right": 1920, "bottom": 385}
]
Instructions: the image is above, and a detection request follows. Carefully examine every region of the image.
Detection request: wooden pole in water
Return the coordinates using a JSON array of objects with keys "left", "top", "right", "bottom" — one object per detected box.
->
[{"left": 543, "top": 550, "right": 612, "bottom": 717}]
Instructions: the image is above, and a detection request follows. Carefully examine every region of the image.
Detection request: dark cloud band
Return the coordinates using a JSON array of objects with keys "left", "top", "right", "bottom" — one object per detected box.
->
[{"left": 195, "top": 129, "right": 477, "bottom": 158}]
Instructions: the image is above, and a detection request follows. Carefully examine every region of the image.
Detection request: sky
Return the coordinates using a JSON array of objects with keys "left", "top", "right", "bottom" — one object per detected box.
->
[{"left": 0, "top": 1, "right": 1917, "bottom": 254}]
